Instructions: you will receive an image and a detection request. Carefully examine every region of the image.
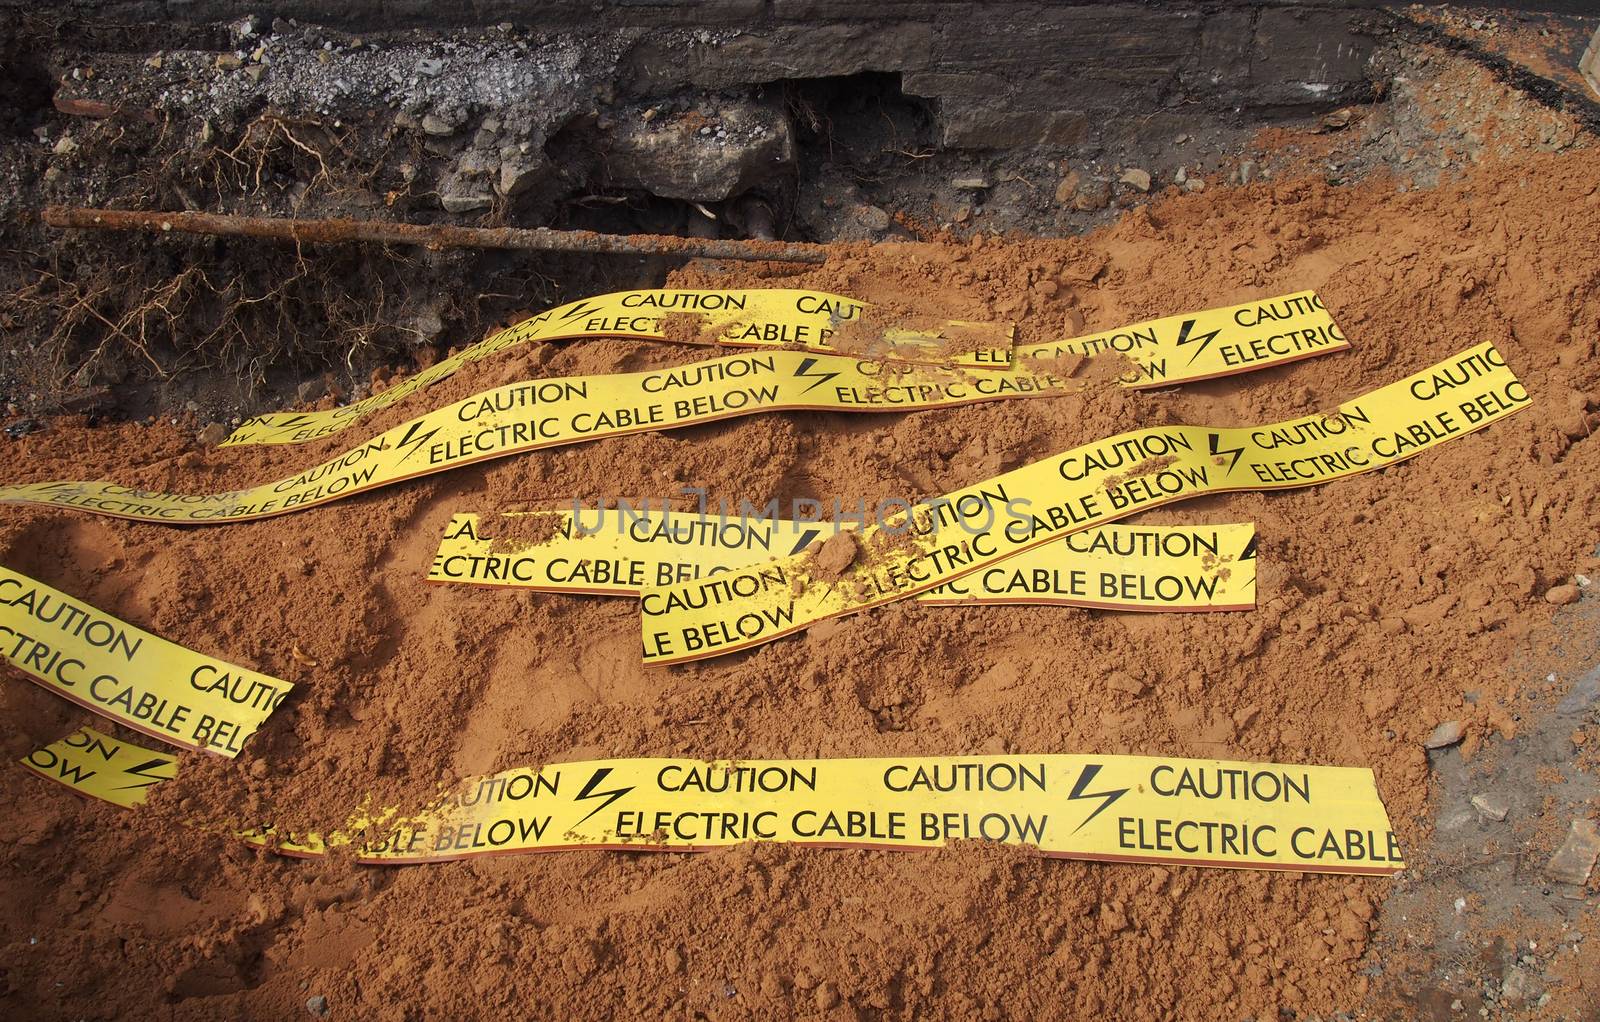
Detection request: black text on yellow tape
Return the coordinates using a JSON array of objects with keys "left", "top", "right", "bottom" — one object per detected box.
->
[
  {"left": 0, "top": 352, "right": 1067, "bottom": 524},
  {"left": 222, "top": 288, "right": 1342, "bottom": 446},
  {"left": 222, "top": 289, "right": 1014, "bottom": 446},
  {"left": 348, "top": 755, "right": 1402, "bottom": 875},
  {"left": 430, "top": 511, "right": 1256, "bottom": 612},
  {"left": 639, "top": 342, "right": 1528, "bottom": 664},
  {"left": 0, "top": 293, "right": 1349, "bottom": 528},
  {"left": 21, "top": 726, "right": 177, "bottom": 808},
  {"left": 1012, "top": 289, "right": 1346, "bottom": 389},
  {"left": 0, "top": 566, "right": 292, "bottom": 755}
]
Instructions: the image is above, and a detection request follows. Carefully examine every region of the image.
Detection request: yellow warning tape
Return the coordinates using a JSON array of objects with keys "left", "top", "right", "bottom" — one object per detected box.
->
[
  {"left": 20, "top": 726, "right": 177, "bottom": 807},
  {"left": 353, "top": 755, "right": 1402, "bottom": 874},
  {"left": 220, "top": 288, "right": 1344, "bottom": 446},
  {"left": 0, "top": 299, "right": 1342, "bottom": 527},
  {"left": 639, "top": 342, "right": 1529, "bottom": 664},
  {"left": 0, "top": 566, "right": 291, "bottom": 756},
  {"left": 22, "top": 735, "right": 1403, "bottom": 875},
  {"left": 223, "top": 289, "right": 1015, "bottom": 446},
  {"left": 429, "top": 511, "right": 1257, "bottom": 612}
]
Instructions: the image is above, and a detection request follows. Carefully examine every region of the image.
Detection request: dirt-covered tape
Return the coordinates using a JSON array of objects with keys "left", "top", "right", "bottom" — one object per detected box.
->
[
  {"left": 430, "top": 511, "right": 1256, "bottom": 612},
  {"left": 1009, "top": 289, "right": 1344, "bottom": 385},
  {"left": 23, "top": 737, "right": 1402, "bottom": 875},
  {"left": 222, "top": 288, "right": 1015, "bottom": 446},
  {"left": 0, "top": 292, "right": 1344, "bottom": 526},
  {"left": 21, "top": 726, "right": 177, "bottom": 807},
  {"left": 221, "top": 288, "right": 1343, "bottom": 446},
  {"left": 639, "top": 342, "right": 1528, "bottom": 665},
  {"left": 0, "top": 566, "right": 291, "bottom": 755}
]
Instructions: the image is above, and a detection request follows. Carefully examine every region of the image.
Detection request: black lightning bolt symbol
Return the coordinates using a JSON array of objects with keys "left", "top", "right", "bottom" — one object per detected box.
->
[
  {"left": 394, "top": 419, "right": 443, "bottom": 465},
  {"left": 793, "top": 357, "right": 841, "bottom": 394},
  {"left": 113, "top": 757, "right": 174, "bottom": 792},
  {"left": 1067, "top": 763, "right": 1130, "bottom": 834},
  {"left": 268, "top": 414, "right": 313, "bottom": 428},
  {"left": 1207, "top": 433, "right": 1246, "bottom": 475},
  {"left": 574, "top": 767, "right": 636, "bottom": 825},
  {"left": 787, "top": 528, "right": 822, "bottom": 556},
  {"left": 1174, "top": 318, "right": 1223, "bottom": 366},
  {"left": 558, "top": 300, "right": 598, "bottom": 322},
  {"left": 1239, "top": 534, "right": 1258, "bottom": 561}
]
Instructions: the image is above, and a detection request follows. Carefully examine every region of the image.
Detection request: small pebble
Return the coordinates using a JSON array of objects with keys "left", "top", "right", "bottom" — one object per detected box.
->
[
  {"left": 1544, "top": 584, "right": 1580, "bottom": 605},
  {"left": 1425, "top": 720, "right": 1465, "bottom": 749}
]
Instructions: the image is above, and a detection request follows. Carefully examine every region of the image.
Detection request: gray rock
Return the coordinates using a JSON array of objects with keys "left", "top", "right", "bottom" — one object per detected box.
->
[
  {"left": 1500, "top": 966, "right": 1538, "bottom": 1005},
  {"left": 498, "top": 160, "right": 540, "bottom": 198},
  {"left": 1470, "top": 793, "right": 1509, "bottom": 822},
  {"left": 596, "top": 98, "right": 794, "bottom": 203},
  {"left": 306, "top": 994, "right": 329, "bottom": 1017},
  {"left": 1545, "top": 819, "right": 1600, "bottom": 885},
  {"left": 1424, "top": 720, "right": 1464, "bottom": 749},
  {"left": 421, "top": 112, "right": 460, "bottom": 137},
  {"left": 456, "top": 151, "right": 492, "bottom": 176},
  {"left": 1118, "top": 168, "right": 1152, "bottom": 192},
  {"left": 440, "top": 189, "right": 494, "bottom": 213}
]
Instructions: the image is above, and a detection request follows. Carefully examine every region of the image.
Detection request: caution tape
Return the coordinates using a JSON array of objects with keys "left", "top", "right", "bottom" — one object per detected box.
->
[
  {"left": 0, "top": 292, "right": 1344, "bottom": 526},
  {"left": 0, "top": 566, "right": 291, "bottom": 755},
  {"left": 639, "top": 342, "right": 1529, "bottom": 664},
  {"left": 222, "top": 289, "right": 1015, "bottom": 446},
  {"left": 21, "top": 735, "right": 1404, "bottom": 875},
  {"left": 918, "top": 521, "right": 1256, "bottom": 610},
  {"left": 430, "top": 511, "right": 1256, "bottom": 612},
  {"left": 21, "top": 726, "right": 177, "bottom": 807},
  {"left": 1010, "top": 289, "right": 1345, "bottom": 385},
  {"left": 220, "top": 288, "right": 1344, "bottom": 446},
  {"left": 336, "top": 754, "right": 1405, "bottom": 874}
]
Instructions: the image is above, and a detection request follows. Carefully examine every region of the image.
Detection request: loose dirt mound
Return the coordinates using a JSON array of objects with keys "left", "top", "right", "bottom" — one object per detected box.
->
[{"left": 2, "top": 142, "right": 1599, "bottom": 1018}]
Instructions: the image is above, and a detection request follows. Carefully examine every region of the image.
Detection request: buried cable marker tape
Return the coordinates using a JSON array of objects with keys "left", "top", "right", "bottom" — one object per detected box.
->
[
  {"left": 430, "top": 511, "right": 1257, "bottom": 612},
  {"left": 637, "top": 342, "right": 1528, "bottom": 664},
  {"left": 220, "top": 288, "right": 1344, "bottom": 445},
  {"left": 0, "top": 566, "right": 292, "bottom": 755}
]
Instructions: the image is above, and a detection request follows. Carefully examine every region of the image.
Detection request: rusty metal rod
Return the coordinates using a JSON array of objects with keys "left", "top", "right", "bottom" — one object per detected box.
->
[{"left": 41, "top": 206, "right": 830, "bottom": 264}]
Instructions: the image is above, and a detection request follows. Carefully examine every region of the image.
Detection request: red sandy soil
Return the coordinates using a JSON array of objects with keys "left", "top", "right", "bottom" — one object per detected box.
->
[{"left": 1, "top": 99, "right": 1599, "bottom": 1020}]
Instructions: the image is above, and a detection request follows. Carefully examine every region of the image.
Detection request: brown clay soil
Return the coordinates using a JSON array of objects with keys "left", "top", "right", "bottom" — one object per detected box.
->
[{"left": 3, "top": 135, "right": 1600, "bottom": 1018}]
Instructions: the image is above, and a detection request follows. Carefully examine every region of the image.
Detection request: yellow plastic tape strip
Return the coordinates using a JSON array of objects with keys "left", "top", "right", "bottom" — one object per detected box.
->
[
  {"left": 349, "top": 755, "right": 1402, "bottom": 875},
  {"left": 222, "top": 288, "right": 1014, "bottom": 446},
  {"left": 639, "top": 342, "right": 1528, "bottom": 664},
  {"left": 221, "top": 288, "right": 1343, "bottom": 446},
  {"left": 1011, "top": 289, "right": 1345, "bottom": 387},
  {"left": 429, "top": 511, "right": 1256, "bottom": 612},
  {"left": 0, "top": 566, "right": 292, "bottom": 755},
  {"left": 0, "top": 294, "right": 1347, "bottom": 528},
  {"left": 919, "top": 522, "right": 1256, "bottom": 611},
  {"left": 0, "top": 352, "right": 1070, "bottom": 524},
  {"left": 20, "top": 726, "right": 177, "bottom": 808},
  {"left": 27, "top": 741, "right": 1400, "bottom": 876}
]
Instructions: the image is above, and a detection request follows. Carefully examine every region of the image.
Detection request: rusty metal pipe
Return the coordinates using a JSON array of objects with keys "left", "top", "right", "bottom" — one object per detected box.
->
[{"left": 41, "top": 206, "right": 829, "bottom": 264}]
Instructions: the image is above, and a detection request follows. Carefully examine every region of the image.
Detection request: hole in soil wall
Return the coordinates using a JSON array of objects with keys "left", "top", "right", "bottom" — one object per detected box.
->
[
  {"left": 0, "top": 50, "right": 54, "bottom": 138},
  {"left": 777, "top": 71, "right": 937, "bottom": 187}
]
